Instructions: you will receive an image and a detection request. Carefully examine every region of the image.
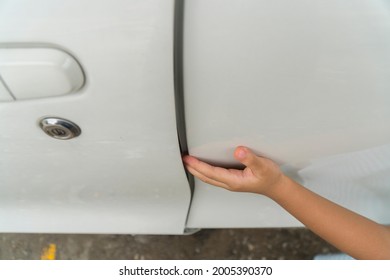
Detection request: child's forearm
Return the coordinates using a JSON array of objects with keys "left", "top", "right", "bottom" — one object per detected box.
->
[
  {"left": 268, "top": 176, "right": 390, "bottom": 260},
  {"left": 183, "top": 147, "right": 390, "bottom": 259}
]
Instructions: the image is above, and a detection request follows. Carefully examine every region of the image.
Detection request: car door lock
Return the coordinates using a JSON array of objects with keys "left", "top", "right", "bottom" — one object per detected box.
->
[{"left": 39, "top": 117, "right": 81, "bottom": 140}]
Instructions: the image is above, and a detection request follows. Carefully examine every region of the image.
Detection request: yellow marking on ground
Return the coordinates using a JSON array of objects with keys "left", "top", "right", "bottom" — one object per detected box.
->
[{"left": 41, "top": 243, "right": 56, "bottom": 260}]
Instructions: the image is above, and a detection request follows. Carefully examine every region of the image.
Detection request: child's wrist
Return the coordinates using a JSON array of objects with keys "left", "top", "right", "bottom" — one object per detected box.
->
[{"left": 262, "top": 174, "right": 293, "bottom": 199}]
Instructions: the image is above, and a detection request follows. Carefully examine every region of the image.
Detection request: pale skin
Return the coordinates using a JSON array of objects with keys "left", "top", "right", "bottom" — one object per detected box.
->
[{"left": 183, "top": 146, "right": 390, "bottom": 260}]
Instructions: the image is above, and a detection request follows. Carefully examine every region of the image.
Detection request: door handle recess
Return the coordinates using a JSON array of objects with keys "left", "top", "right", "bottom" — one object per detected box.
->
[{"left": 0, "top": 47, "right": 85, "bottom": 101}]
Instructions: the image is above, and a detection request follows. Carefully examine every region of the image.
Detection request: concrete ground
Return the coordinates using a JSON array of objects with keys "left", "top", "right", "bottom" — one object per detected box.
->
[{"left": 0, "top": 228, "right": 339, "bottom": 260}]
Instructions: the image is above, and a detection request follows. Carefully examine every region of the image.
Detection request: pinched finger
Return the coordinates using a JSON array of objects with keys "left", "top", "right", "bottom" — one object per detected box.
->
[
  {"left": 185, "top": 165, "right": 230, "bottom": 190},
  {"left": 183, "top": 155, "right": 241, "bottom": 186}
]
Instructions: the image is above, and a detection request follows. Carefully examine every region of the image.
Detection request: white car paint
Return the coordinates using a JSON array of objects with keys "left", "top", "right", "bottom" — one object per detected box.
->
[
  {"left": 0, "top": 0, "right": 191, "bottom": 234},
  {"left": 184, "top": 0, "right": 390, "bottom": 228},
  {"left": 0, "top": 0, "right": 389, "bottom": 233}
]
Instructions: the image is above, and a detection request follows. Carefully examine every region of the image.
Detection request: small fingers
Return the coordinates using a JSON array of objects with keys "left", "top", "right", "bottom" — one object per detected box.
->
[
  {"left": 185, "top": 165, "right": 230, "bottom": 189},
  {"left": 183, "top": 156, "right": 240, "bottom": 186}
]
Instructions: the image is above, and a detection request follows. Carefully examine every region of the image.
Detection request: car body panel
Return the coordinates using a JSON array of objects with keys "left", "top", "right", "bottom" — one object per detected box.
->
[
  {"left": 0, "top": 0, "right": 191, "bottom": 234},
  {"left": 184, "top": 0, "right": 390, "bottom": 228}
]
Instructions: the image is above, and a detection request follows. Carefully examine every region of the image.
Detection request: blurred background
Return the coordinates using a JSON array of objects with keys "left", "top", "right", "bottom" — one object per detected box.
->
[{"left": 0, "top": 228, "right": 339, "bottom": 260}]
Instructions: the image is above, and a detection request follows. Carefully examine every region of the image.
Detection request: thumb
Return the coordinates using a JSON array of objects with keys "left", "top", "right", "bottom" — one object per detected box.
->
[{"left": 234, "top": 146, "right": 265, "bottom": 171}]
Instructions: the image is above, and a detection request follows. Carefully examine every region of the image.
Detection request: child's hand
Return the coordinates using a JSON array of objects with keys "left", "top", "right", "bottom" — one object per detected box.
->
[
  {"left": 183, "top": 146, "right": 286, "bottom": 196},
  {"left": 185, "top": 146, "right": 390, "bottom": 260}
]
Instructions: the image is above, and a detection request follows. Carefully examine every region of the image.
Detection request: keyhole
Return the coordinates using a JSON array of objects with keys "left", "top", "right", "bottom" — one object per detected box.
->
[{"left": 50, "top": 127, "right": 68, "bottom": 137}]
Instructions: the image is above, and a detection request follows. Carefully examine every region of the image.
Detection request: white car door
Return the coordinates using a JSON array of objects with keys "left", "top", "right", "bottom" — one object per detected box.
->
[
  {"left": 0, "top": 0, "right": 191, "bottom": 234},
  {"left": 184, "top": 0, "right": 390, "bottom": 228}
]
